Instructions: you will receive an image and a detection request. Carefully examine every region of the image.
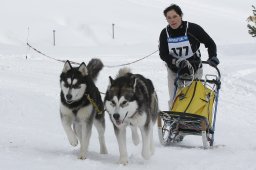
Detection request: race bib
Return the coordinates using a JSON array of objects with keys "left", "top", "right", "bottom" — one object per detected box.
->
[{"left": 167, "top": 35, "right": 193, "bottom": 59}]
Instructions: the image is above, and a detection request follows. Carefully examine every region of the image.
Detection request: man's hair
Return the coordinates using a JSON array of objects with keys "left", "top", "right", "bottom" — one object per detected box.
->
[{"left": 163, "top": 4, "right": 183, "bottom": 17}]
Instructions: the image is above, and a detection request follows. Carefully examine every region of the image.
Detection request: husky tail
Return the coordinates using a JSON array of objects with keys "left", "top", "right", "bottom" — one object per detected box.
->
[
  {"left": 87, "top": 58, "right": 104, "bottom": 82},
  {"left": 116, "top": 67, "right": 131, "bottom": 78}
]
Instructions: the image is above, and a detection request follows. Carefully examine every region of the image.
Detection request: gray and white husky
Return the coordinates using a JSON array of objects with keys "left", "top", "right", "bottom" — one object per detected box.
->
[
  {"left": 104, "top": 68, "right": 159, "bottom": 164},
  {"left": 60, "top": 59, "right": 108, "bottom": 159}
]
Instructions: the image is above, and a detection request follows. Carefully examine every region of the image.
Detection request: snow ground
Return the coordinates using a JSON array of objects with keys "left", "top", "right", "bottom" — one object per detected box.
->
[{"left": 0, "top": 0, "right": 256, "bottom": 169}]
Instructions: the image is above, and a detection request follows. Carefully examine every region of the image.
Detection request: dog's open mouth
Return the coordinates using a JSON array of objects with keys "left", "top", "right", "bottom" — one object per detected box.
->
[
  {"left": 66, "top": 100, "right": 73, "bottom": 104},
  {"left": 115, "top": 120, "right": 122, "bottom": 125},
  {"left": 114, "top": 112, "right": 128, "bottom": 126}
]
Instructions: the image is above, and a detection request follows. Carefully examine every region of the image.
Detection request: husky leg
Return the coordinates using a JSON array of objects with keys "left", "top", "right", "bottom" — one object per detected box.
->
[
  {"left": 61, "top": 114, "right": 78, "bottom": 147},
  {"left": 140, "top": 125, "right": 151, "bottom": 160},
  {"left": 73, "top": 123, "right": 82, "bottom": 144},
  {"left": 130, "top": 126, "right": 140, "bottom": 145},
  {"left": 79, "top": 121, "right": 93, "bottom": 160},
  {"left": 149, "top": 124, "right": 155, "bottom": 155},
  {"left": 114, "top": 126, "right": 128, "bottom": 165},
  {"left": 94, "top": 118, "right": 108, "bottom": 154}
]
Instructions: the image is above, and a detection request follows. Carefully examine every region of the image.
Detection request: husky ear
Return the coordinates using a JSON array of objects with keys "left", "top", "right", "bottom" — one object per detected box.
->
[
  {"left": 109, "top": 76, "right": 114, "bottom": 85},
  {"left": 130, "top": 77, "right": 138, "bottom": 92},
  {"left": 78, "top": 62, "right": 88, "bottom": 76},
  {"left": 62, "top": 60, "right": 72, "bottom": 73},
  {"left": 107, "top": 76, "right": 114, "bottom": 90}
]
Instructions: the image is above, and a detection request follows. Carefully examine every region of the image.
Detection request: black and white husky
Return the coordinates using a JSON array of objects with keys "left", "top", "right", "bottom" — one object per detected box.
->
[
  {"left": 60, "top": 59, "right": 108, "bottom": 159},
  {"left": 104, "top": 68, "right": 159, "bottom": 164}
]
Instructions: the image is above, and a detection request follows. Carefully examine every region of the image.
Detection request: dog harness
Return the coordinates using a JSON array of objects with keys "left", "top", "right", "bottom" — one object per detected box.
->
[
  {"left": 85, "top": 94, "right": 102, "bottom": 114},
  {"left": 166, "top": 22, "right": 194, "bottom": 61}
]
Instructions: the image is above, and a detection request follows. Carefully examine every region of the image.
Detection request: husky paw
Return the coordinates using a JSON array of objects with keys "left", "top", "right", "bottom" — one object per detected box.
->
[
  {"left": 78, "top": 154, "right": 87, "bottom": 160},
  {"left": 68, "top": 136, "right": 78, "bottom": 147},
  {"left": 132, "top": 135, "right": 140, "bottom": 145},
  {"left": 132, "top": 133, "right": 140, "bottom": 145},
  {"left": 142, "top": 151, "right": 151, "bottom": 160},
  {"left": 150, "top": 146, "right": 155, "bottom": 155},
  {"left": 100, "top": 146, "right": 108, "bottom": 154},
  {"left": 118, "top": 158, "right": 128, "bottom": 165}
]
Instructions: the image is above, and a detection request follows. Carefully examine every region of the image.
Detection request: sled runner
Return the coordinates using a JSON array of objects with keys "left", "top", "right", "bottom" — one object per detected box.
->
[{"left": 158, "top": 61, "right": 221, "bottom": 148}]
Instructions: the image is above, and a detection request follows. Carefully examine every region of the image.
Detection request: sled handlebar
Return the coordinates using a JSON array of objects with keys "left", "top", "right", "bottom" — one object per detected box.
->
[
  {"left": 176, "top": 60, "right": 221, "bottom": 79},
  {"left": 201, "top": 61, "right": 221, "bottom": 79},
  {"left": 176, "top": 60, "right": 221, "bottom": 89}
]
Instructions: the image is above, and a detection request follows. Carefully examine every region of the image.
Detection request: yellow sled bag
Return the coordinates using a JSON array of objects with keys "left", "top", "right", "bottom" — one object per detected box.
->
[{"left": 170, "top": 81, "right": 215, "bottom": 126}]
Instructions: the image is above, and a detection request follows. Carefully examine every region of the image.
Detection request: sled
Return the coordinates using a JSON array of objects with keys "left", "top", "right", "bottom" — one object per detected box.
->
[{"left": 158, "top": 61, "right": 221, "bottom": 149}]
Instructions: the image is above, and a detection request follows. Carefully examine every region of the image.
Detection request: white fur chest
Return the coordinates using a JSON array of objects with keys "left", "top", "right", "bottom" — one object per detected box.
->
[
  {"left": 127, "top": 111, "right": 147, "bottom": 127},
  {"left": 76, "top": 104, "right": 93, "bottom": 121},
  {"left": 60, "top": 103, "right": 73, "bottom": 116}
]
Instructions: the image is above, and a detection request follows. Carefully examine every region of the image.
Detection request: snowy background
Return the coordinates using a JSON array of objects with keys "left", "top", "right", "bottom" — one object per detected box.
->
[{"left": 0, "top": 0, "right": 256, "bottom": 169}]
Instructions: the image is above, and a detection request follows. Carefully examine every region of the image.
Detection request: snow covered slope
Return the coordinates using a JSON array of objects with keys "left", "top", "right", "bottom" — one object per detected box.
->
[{"left": 0, "top": 0, "right": 256, "bottom": 169}]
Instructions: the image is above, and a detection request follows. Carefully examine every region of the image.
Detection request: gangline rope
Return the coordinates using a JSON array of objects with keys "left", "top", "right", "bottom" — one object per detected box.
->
[{"left": 26, "top": 43, "right": 159, "bottom": 68}]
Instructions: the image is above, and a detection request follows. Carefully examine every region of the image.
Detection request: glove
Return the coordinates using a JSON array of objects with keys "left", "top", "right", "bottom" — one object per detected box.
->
[
  {"left": 176, "top": 59, "right": 192, "bottom": 70},
  {"left": 207, "top": 57, "right": 219, "bottom": 67},
  {"left": 176, "top": 59, "right": 193, "bottom": 76},
  {"left": 176, "top": 59, "right": 188, "bottom": 68},
  {"left": 179, "top": 60, "right": 189, "bottom": 69}
]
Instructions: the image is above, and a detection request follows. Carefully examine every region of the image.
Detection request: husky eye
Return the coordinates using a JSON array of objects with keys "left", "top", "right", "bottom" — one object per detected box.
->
[
  {"left": 121, "top": 101, "right": 128, "bottom": 107},
  {"left": 64, "top": 83, "right": 69, "bottom": 88},
  {"left": 73, "top": 84, "right": 81, "bottom": 89},
  {"left": 110, "top": 100, "right": 116, "bottom": 106}
]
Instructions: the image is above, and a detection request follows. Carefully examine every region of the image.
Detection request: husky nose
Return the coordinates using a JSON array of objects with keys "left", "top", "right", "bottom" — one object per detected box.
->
[
  {"left": 66, "top": 94, "right": 72, "bottom": 100},
  {"left": 113, "top": 113, "right": 120, "bottom": 120}
]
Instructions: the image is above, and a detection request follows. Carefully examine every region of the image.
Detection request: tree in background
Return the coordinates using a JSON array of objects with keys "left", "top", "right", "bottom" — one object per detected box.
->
[{"left": 247, "top": 5, "right": 256, "bottom": 37}]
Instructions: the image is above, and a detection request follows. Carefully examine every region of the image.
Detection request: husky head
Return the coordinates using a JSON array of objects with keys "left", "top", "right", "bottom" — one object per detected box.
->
[
  {"left": 60, "top": 60, "right": 88, "bottom": 104},
  {"left": 104, "top": 68, "right": 139, "bottom": 127}
]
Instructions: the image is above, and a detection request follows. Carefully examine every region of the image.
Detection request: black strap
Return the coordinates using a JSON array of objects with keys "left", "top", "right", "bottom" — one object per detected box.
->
[{"left": 184, "top": 81, "right": 198, "bottom": 113}]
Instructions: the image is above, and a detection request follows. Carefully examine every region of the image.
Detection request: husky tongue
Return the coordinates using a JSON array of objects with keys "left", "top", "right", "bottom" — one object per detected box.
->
[
  {"left": 115, "top": 112, "right": 128, "bottom": 125},
  {"left": 116, "top": 120, "right": 121, "bottom": 125}
]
